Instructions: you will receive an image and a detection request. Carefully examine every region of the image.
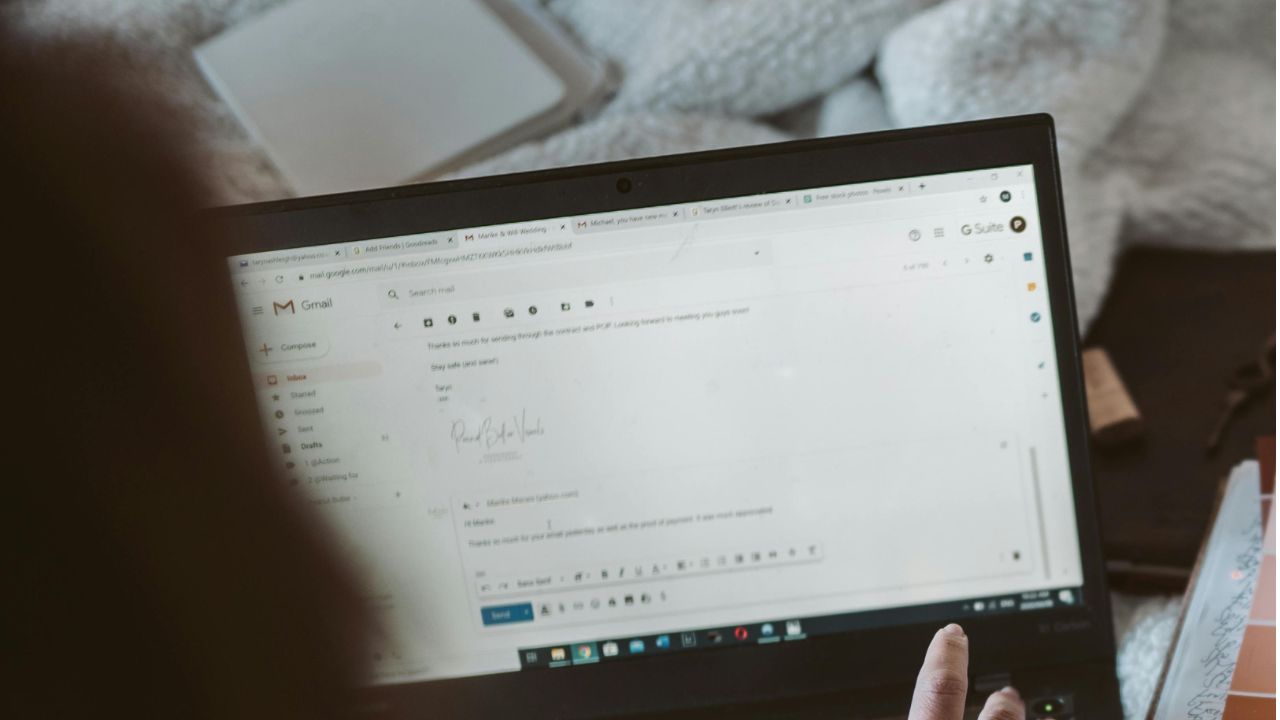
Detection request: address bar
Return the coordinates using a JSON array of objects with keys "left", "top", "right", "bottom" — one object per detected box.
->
[{"left": 306, "top": 240, "right": 578, "bottom": 283}]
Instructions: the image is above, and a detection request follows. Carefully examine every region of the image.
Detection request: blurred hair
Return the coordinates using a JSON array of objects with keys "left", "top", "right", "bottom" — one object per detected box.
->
[{"left": 2, "top": 34, "right": 370, "bottom": 719}]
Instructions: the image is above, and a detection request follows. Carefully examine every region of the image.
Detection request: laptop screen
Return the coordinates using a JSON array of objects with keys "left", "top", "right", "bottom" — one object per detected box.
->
[{"left": 229, "top": 164, "right": 1085, "bottom": 683}]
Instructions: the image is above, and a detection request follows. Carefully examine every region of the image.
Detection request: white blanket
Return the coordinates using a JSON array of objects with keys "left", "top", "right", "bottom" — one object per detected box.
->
[
  {"left": 5, "top": 1, "right": 1269, "bottom": 716},
  {"left": 8, "top": 0, "right": 1273, "bottom": 326}
]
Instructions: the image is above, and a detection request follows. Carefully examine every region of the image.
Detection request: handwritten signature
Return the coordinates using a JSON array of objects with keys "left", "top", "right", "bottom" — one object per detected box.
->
[{"left": 451, "top": 409, "right": 546, "bottom": 453}]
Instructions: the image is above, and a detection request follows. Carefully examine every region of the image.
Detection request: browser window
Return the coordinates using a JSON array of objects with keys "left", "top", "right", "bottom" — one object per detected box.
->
[{"left": 229, "top": 165, "right": 1084, "bottom": 683}]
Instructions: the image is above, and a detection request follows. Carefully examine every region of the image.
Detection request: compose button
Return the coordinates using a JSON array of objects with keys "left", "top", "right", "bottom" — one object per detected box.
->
[
  {"left": 481, "top": 603, "right": 535, "bottom": 626},
  {"left": 250, "top": 336, "right": 330, "bottom": 364}
]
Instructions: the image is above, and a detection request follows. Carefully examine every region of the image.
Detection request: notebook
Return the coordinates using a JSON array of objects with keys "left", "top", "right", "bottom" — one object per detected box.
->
[
  {"left": 1223, "top": 438, "right": 1276, "bottom": 718},
  {"left": 195, "top": 0, "right": 606, "bottom": 195},
  {"left": 1088, "top": 249, "right": 1276, "bottom": 589}
]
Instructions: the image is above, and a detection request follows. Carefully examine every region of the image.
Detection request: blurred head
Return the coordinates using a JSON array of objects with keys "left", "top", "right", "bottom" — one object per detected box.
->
[{"left": 2, "top": 33, "right": 369, "bottom": 719}]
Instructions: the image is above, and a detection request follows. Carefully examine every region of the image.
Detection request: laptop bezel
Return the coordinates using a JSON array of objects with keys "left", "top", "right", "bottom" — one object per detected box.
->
[{"left": 212, "top": 114, "right": 1114, "bottom": 718}]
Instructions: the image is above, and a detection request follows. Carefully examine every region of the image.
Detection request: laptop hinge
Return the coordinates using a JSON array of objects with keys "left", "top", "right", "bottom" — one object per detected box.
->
[{"left": 974, "top": 672, "right": 1012, "bottom": 695}]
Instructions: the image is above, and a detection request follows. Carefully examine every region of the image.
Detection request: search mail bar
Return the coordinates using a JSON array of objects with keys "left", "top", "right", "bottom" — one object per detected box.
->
[{"left": 379, "top": 238, "right": 773, "bottom": 309}]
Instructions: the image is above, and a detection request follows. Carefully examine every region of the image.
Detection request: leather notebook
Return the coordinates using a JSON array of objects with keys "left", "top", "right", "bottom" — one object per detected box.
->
[{"left": 1085, "top": 248, "right": 1275, "bottom": 590}]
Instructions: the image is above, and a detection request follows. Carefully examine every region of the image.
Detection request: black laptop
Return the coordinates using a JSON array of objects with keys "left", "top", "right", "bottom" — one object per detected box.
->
[{"left": 214, "top": 115, "right": 1120, "bottom": 719}]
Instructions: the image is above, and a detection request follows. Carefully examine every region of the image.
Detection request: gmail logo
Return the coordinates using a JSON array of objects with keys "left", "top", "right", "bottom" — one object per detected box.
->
[{"left": 272, "top": 299, "right": 296, "bottom": 316}]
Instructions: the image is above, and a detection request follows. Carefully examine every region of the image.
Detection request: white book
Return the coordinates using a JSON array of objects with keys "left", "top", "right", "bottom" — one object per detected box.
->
[{"left": 195, "top": 0, "right": 605, "bottom": 196}]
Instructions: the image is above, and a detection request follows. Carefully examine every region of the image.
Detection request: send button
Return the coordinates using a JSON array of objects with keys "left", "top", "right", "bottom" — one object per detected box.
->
[{"left": 481, "top": 603, "right": 535, "bottom": 626}]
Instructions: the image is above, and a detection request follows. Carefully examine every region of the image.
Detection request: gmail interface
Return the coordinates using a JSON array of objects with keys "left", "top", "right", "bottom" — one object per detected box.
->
[{"left": 230, "top": 165, "right": 1085, "bottom": 683}]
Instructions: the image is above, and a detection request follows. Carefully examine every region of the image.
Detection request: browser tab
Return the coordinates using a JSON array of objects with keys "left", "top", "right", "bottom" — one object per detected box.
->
[
  {"left": 691, "top": 194, "right": 793, "bottom": 220},
  {"left": 571, "top": 206, "right": 685, "bottom": 234},
  {"left": 459, "top": 220, "right": 559, "bottom": 245},
  {"left": 229, "top": 244, "right": 347, "bottom": 274},
  {"left": 351, "top": 231, "right": 456, "bottom": 258},
  {"left": 802, "top": 179, "right": 910, "bottom": 209}
]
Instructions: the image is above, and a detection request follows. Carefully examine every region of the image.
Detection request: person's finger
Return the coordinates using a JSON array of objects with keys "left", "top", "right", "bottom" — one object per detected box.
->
[
  {"left": 907, "top": 624, "right": 969, "bottom": 720},
  {"left": 977, "top": 687, "right": 1024, "bottom": 720}
]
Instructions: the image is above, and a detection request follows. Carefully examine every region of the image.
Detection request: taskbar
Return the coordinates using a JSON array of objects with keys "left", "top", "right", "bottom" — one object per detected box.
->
[{"left": 517, "top": 586, "right": 1083, "bottom": 670}]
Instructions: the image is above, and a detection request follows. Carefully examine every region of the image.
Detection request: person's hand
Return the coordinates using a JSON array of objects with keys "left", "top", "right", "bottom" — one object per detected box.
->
[{"left": 908, "top": 624, "right": 1024, "bottom": 720}]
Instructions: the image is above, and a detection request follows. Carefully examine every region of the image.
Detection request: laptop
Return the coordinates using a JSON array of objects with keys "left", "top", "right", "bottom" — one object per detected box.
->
[{"left": 214, "top": 115, "right": 1120, "bottom": 719}]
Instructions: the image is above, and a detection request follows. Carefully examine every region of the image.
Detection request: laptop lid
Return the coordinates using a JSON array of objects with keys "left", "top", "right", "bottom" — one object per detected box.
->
[{"left": 213, "top": 115, "right": 1113, "bottom": 718}]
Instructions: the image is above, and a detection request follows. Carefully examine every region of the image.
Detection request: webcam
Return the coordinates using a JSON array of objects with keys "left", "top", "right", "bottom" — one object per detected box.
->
[{"left": 615, "top": 177, "right": 632, "bottom": 193}]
